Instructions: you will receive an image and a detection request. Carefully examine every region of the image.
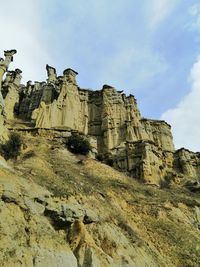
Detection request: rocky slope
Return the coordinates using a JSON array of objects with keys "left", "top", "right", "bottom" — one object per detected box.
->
[{"left": 0, "top": 133, "right": 200, "bottom": 267}]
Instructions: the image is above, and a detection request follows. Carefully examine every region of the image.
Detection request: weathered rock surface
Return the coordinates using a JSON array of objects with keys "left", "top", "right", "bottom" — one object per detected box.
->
[
  {"left": 0, "top": 48, "right": 200, "bottom": 186},
  {"left": 1, "top": 49, "right": 200, "bottom": 267},
  {"left": 0, "top": 50, "right": 17, "bottom": 140},
  {"left": 2, "top": 69, "right": 22, "bottom": 119},
  {"left": 0, "top": 135, "right": 200, "bottom": 267},
  {"left": 0, "top": 107, "right": 8, "bottom": 142},
  {"left": 0, "top": 55, "right": 177, "bottom": 185},
  {"left": 0, "top": 50, "right": 17, "bottom": 112},
  {"left": 8, "top": 65, "right": 172, "bottom": 152}
]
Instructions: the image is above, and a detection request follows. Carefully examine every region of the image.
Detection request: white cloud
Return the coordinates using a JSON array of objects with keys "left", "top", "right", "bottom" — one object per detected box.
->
[
  {"left": 161, "top": 56, "right": 200, "bottom": 151},
  {"left": 147, "top": 0, "right": 180, "bottom": 29},
  {"left": 0, "top": 0, "right": 51, "bottom": 83}
]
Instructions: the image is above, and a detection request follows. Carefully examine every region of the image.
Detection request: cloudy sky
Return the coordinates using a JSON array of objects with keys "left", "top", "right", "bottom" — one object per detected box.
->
[{"left": 0, "top": 0, "right": 200, "bottom": 151}]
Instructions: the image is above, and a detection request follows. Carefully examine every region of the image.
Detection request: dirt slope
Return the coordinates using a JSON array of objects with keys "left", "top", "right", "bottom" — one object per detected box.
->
[{"left": 0, "top": 132, "right": 200, "bottom": 267}]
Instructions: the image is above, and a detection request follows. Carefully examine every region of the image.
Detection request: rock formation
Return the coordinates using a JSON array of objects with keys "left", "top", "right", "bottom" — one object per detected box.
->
[
  {"left": 14, "top": 64, "right": 176, "bottom": 185},
  {"left": 0, "top": 109, "right": 8, "bottom": 142},
  {"left": 0, "top": 49, "right": 200, "bottom": 267},
  {"left": 0, "top": 49, "right": 200, "bottom": 187},
  {"left": 16, "top": 73, "right": 174, "bottom": 153},
  {"left": 0, "top": 50, "right": 17, "bottom": 140},
  {"left": 2, "top": 69, "right": 22, "bottom": 119},
  {"left": 0, "top": 50, "right": 17, "bottom": 109}
]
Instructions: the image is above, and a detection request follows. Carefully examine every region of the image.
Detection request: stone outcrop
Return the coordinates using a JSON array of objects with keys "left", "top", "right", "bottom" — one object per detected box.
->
[
  {"left": 15, "top": 73, "right": 176, "bottom": 185},
  {"left": 0, "top": 49, "right": 200, "bottom": 187},
  {"left": 111, "top": 140, "right": 174, "bottom": 185},
  {"left": 0, "top": 108, "right": 8, "bottom": 142},
  {"left": 2, "top": 69, "right": 22, "bottom": 119},
  {"left": 0, "top": 50, "right": 17, "bottom": 110},
  {"left": 0, "top": 50, "right": 17, "bottom": 86},
  {"left": 0, "top": 50, "right": 17, "bottom": 140},
  {"left": 173, "top": 148, "right": 200, "bottom": 190},
  {"left": 15, "top": 73, "right": 175, "bottom": 154}
]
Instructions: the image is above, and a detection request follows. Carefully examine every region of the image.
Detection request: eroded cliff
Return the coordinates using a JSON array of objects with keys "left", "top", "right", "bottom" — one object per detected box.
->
[
  {"left": 1, "top": 49, "right": 199, "bottom": 188},
  {"left": 0, "top": 49, "right": 200, "bottom": 266}
]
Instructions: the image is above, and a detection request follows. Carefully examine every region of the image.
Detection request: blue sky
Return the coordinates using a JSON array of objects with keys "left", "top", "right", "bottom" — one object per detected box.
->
[{"left": 1, "top": 0, "right": 200, "bottom": 151}]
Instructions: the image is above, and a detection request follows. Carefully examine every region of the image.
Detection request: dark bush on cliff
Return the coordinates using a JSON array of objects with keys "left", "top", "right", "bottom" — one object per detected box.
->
[
  {"left": 66, "top": 135, "right": 91, "bottom": 155},
  {"left": 0, "top": 132, "right": 22, "bottom": 160}
]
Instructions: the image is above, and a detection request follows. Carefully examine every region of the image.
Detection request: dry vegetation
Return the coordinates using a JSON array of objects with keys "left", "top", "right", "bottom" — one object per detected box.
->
[{"left": 1, "top": 131, "right": 200, "bottom": 267}]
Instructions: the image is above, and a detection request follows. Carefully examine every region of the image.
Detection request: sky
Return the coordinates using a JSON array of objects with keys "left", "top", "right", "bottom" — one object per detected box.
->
[{"left": 0, "top": 0, "right": 200, "bottom": 151}]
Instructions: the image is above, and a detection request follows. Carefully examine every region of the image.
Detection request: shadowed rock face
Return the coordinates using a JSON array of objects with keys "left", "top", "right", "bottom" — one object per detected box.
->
[
  {"left": 46, "top": 64, "right": 57, "bottom": 82},
  {"left": 0, "top": 49, "right": 200, "bottom": 186}
]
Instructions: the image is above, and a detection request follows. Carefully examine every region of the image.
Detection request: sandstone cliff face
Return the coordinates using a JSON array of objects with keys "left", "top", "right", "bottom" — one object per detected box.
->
[
  {"left": 14, "top": 70, "right": 175, "bottom": 186},
  {"left": 2, "top": 69, "right": 22, "bottom": 120},
  {"left": 0, "top": 49, "right": 200, "bottom": 186},
  {"left": 13, "top": 69, "right": 174, "bottom": 154},
  {"left": 112, "top": 141, "right": 173, "bottom": 185}
]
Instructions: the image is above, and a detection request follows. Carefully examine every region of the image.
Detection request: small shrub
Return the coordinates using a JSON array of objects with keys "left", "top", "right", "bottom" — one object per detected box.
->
[
  {"left": 66, "top": 135, "right": 91, "bottom": 155},
  {"left": 105, "top": 158, "right": 114, "bottom": 167},
  {"left": 0, "top": 132, "right": 22, "bottom": 160},
  {"left": 96, "top": 153, "right": 104, "bottom": 162}
]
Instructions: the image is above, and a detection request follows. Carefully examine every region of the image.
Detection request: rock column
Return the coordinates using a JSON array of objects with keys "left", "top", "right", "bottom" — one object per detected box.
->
[{"left": 0, "top": 50, "right": 17, "bottom": 109}]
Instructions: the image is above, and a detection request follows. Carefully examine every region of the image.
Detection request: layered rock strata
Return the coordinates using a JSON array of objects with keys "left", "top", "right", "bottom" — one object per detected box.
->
[
  {"left": 16, "top": 75, "right": 175, "bottom": 154},
  {"left": 15, "top": 65, "right": 175, "bottom": 185},
  {"left": 0, "top": 49, "right": 200, "bottom": 186}
]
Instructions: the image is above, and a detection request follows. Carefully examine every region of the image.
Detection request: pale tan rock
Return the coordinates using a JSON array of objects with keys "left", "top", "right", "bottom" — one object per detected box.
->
[
  {"left": 30, "top": 246, "right": 78, "bottom": 267},
  {"left": 7, "top": 60, "right": 200, "bottom": 186},
  {"left": 32, "top": 78, "right": 89, "bottom": 134},
  {"left": 0, "top": 107, "right": 8, "bottom": 142},
  {"left": 175, "top": 148, "right": 198, "bottom": 178},
  {"left": 63, "top": 68, "right": 78, "bottom": 85},
  {"left": 14, "top": 67, "right": 177, "bottom": 185},
  {"left": 0, "top": 50, "right": 17, "bottom": 112},
  {"left": 142, "top": 119, "right": 174, "bottom": 152},
  {"left": 33, "top": 101, "right": 51, "bottom": 128},
  {"left": 69, "top": 221, "right": 113, "bottom": 267},
  {"left": 0, "top": 50, "right": 17, "bottom": 88},
  {"left": 2, "top": 69, "right": 22, "bottom": 119}
]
